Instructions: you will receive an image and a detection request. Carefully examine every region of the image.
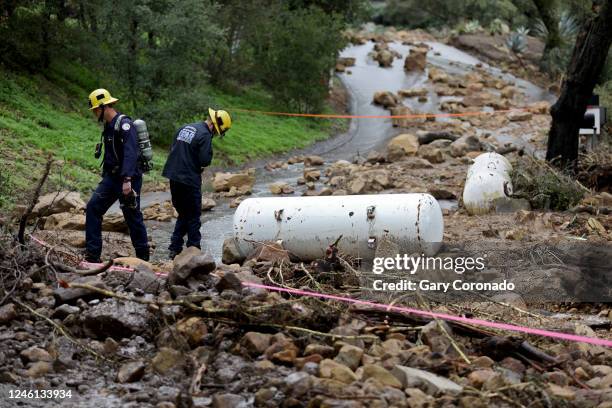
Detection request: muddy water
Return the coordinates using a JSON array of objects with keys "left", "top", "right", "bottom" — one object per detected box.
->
[{"left": 137, "top": 42, "right": 555, "bottom": 262}]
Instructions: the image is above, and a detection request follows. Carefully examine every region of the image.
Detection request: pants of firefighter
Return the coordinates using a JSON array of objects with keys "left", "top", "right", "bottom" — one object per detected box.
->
[
  {"left": 85, "top": 175, "right": 149, "bottom": 259},
  {"left": 169, "top": 180, "right": 202, "bottom": 253}
]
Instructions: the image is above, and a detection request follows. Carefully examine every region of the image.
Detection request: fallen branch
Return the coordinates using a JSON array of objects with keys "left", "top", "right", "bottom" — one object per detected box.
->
[
  {"left": 18, "top": 156, "right": 53, "bottom": 244},
  {"left": 417, "top": 131, "right": 459, "bottom": 144}
]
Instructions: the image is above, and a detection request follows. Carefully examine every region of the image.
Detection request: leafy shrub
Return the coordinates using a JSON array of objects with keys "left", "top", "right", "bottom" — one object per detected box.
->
[
  {"left": 488, "top": 18, "right": 510, "bottom": 35},
  {"left": 506, "top": 28, "right": 529, "bottom": 53},
  {"left": 511, "top": 158, "right": 584, "bottom": 211}
]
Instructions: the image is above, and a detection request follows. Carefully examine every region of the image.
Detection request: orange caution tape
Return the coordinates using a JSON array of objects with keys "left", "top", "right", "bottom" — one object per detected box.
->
[{"left": 230, "top": 107, "right": 530, "bottom": 120}]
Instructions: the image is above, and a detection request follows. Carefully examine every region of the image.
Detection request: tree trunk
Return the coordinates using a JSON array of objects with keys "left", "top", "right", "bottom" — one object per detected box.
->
[
  {"left": 546, "top": 0, "right": 612, "bottom": 169},
  {"left": 532, "top": 0, "right": 561, "bottom": 54}
]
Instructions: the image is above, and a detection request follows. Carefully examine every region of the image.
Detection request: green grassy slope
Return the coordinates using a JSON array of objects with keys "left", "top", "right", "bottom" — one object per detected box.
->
[{"left": 0, "top": 68, "right": 345, "bottom": 209}]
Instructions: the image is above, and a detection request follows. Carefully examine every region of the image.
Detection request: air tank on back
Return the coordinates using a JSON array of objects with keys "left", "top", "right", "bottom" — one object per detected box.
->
[
  {"left": 133, "top": 119, "right": 154, "bottom": 170},
  {"left": 232, "top": 193, "right": 444, "bottom": 261}
]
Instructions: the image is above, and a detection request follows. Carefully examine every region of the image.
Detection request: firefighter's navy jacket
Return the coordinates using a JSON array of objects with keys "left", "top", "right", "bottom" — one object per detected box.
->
[
  {"left": 102, "top": 112, "right": 141, "bottom": 178},
  {"left": 162, "top": 122, "right": 213, "bottom": 188}
]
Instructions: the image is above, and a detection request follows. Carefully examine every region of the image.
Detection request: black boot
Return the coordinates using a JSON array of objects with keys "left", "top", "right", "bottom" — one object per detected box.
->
[
  {"left": 136, "top": 249, "right": 150, "bottom": 262},
  {"left": 83, "top": 250, "right": 101, "bottom": 264}
]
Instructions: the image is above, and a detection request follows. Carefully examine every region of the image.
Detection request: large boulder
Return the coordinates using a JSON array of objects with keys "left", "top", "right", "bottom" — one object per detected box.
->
[
  {"left": 212, "top": 169, "right": 256, "bottom": 194},
  {"left": 373, "top": 91, "right": 399, "bottom": 109},
  {"left": 222, "top": 238, "right": 245, "bottom": 265},
  {"left": 44, "top": 213, "right": 86, "bottom": 231},
  {"left": 102, "top": 213, "right": 129, "bottom": 233},
  {"left": 81, "top": 298, "right": 150, "bottom": 339},
  {"left": 449, "top": 135, "right": 481, "bottom": 157},
  {"left": 404, "top": 47, "right": 427, "bottom": 71},
  {"left": 374, "top": 49, "right": 394, "bottom": 67},
  {"left": 169, "top": 246, "right": 216, "bottom": 285},
  {"left": 387, "top": 134, "right": 419, "bottom": 157},
  {"left": 33, "top": 191, "right": 85, "bottom": 216}
]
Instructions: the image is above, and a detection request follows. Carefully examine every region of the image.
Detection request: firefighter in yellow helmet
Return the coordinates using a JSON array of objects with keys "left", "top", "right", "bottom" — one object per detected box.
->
[
  {"left": 84, "top": 88, "right": 149, "bottom": 262},
  {"left": 162, "top": 108, "right": 232, "bottom": 259}
]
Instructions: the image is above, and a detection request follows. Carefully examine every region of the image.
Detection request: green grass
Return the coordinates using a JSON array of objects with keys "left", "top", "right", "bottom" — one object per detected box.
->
[{"left": 0, "top": 66, "right": 346, "bottom": 209}]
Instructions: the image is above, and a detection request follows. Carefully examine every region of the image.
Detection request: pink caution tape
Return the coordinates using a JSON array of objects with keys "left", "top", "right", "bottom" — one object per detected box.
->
[{"left": 241, "top": 281, "right": 612, "bottom": 348}]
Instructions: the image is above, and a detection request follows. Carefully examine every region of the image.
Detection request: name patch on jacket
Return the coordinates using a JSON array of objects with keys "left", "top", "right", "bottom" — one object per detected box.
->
[{"left": 177, "top": 126, "right": 197, "bottom": 144}]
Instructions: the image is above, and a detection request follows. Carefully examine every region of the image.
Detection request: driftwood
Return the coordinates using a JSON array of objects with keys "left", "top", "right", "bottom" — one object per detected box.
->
[
  {"left": 417, "top": 132, "right": 459, "bottom": 145},
  {"left": 570, "top": 205, "right": 612, "bottom": 215}
]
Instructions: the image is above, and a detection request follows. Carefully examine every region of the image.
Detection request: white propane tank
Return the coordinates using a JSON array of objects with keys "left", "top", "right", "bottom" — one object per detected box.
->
[
  {"left": 233, "top": 194, "right": 444, "bottom": 261},
  {"left": 463, "top": 152, "right": 513, "bottom": 215},
  {"left": 467, "top": 152, "right": 512, "bottom": 179}
]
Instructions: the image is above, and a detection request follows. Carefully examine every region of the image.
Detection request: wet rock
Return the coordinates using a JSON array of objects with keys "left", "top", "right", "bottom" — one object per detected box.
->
[
  {"left": 334, "top": 345, "right": 364, "bottom": 371},
  {"left": 176, "top": 317, "right": 207, "bottom": 347},
  {"left": 304, "top": 155, "right": 325, "bottom": 166},
  {"left": 374, "top": 49, "right": 394, "bottom": 67},
  {"left": 319, "top": 359, "right": 357, "bottom": 384},
  {"left": 126, "top": 265, "right": 162, "bottom": 294},
  {"left": 215, "top": 271, "right": 242, "bottom": 294},
  {"left": 169, "top": 246, "right": 216, "bottom": 285},
  {"left": 472, "top": 356, "right": 494, "bottom": 368},
  {"left": 82, "top": 298, "right": 150, "bottom": 339},
  {"left": 51, "top": 304, "right": 80, "bottom": 320},
  {"left": 405, "top": 387, "right": 432, "bottom": 408},
  {"left": 33, "top": 191, "right": 86, "bottom": 216},
  {"left": 468, "top": 369, "right": 498, "bottom": 389},
  {"left": 0, "top": 303, "right": 17, "bottom": 324},
  {"left": 366, "top": 150, "right": 386, "bottom": 164},
  {"left": 44, "top": 212, "right": 86, "bottom": 231},
  {"left": 241, "top": 332, "right": 272, "bottom": 356},
  {"left": 20, "top": 346, "right": 53, "bottom": 363},
  {"left": 54, "top": 276, "right": 108, "bottom": 304},
  {"left": 401, "top": 157, "right": 434, "bottom": 169},
  {"left": 268, "top": 182, "right": 294, "bottom": 195},
  {"left": 543, "top": 371, "right": 569, "bottom": 386},
  {"left": 304, "top": 168, "right": 321, "bottom": 182},
  {"left": 143, "top": 201, "right": 176, "bottom": 221},
  {"left": 428, "top": 67, "right": 449, "bottom": 83},
  {"left": 212, "top": 393, "right": 247, "bottom": 408},
  {"left": 117, "top": 360, "right": 146, "bottom": 383},
  {"left": 398, "top": 88, "right": 428, "bottom": 98},
  {"left": 201, "top": 197, "right": 217, "bottom": 211},
  {"left": 254, "top": 388, "right": 276, "bottom": 405},
  {"left": 450, "top": 135, "right": 480, "bottom": 157},
  {"left": 387, "top": 133, "right": 419, "bottom": 157},
  {"left": 305, "top": 344, "right": 336, "bottom": 358},
  {"left": 102, "top": 213, "right": 129, "bottom": 233},
  {"left": 508, "top": 111, "right": 532, "bottom": 122},
  {"left": 26, "top": 361, "right": 53, "bottom": 378},
  {"left": 528, "top": 101, "right": 550, "bottom": 114},
  {"left": 338, "top": 57, "right": 356, "bottom": 67},
  {"left": 392, "top": 366, "right": 463, "bottom": 395},
  {"left": 221, "top": 238, "right": 244, "bottom": 265},
  {"left": 548, "top": 383, "right": 576, "bottom": 400},
  {"left": 404, "top": 47, "right": 427, "bottom": 71},
  {"left": 373, "top": 91, "right": 399, "bottom": 108},
  {"left": 152, "top": 347, "right": 184, "bottom": 374},
  {"left": 418, "top": 145, "right": 444, "bottom": 163},
  {"left": 212, "top": 169, "right": 255, "bottom": 194},
  {"left": 359, "top": 364, "right": 402, "bottom": 388}
]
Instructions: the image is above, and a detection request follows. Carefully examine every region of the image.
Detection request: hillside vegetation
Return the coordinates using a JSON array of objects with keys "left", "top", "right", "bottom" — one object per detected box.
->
[{"left": 0, "top": 1, "right": 366, "bottom": 209}]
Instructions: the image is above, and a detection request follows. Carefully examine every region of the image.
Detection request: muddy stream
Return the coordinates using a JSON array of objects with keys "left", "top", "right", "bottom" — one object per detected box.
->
[{"left": 119, "top": 41, "right": 555, "bottom": 262}]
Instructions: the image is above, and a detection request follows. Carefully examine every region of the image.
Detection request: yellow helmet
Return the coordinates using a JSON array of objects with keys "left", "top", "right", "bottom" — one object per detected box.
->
[
  {"left": 208, "top": 108, "right": 232, "bottom": 136},
  {"left": 88, "top": 88, "right": 118, "bottom": 110}
]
